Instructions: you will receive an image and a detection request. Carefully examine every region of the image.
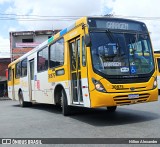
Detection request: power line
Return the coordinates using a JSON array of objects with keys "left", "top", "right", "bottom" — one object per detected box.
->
[
  {"left": 115, "top": 15, "right": 160, "bottom": 20},
  {"left": 0, "top": 13, "right": 160, "bottom": 21},
  {"left": 0, "top": 13, "right": 81, "bottom": 21},
  {"left": 0, "top": 13, "right": 83, "bottom": 18}
]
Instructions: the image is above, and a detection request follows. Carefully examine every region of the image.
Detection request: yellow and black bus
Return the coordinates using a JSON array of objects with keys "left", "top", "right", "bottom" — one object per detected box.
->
[
  {"left": 8, "top": 16, "right": 158, "bottom": 115},
  {"left": 154, "top": 51, "right": 160, "bottom": 94}
]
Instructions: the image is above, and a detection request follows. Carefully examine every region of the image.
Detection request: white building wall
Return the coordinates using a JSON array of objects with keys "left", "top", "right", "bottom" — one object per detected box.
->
[
  {"left": 12, "top": 35, "right": 51, "bottom": 48},
  {"left": 34, "top": 35, "right": 50, "bottom": 43}
]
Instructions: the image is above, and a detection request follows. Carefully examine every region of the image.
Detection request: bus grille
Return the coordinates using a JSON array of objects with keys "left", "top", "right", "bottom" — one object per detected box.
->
[{"left": 113, "top": 93, "right": 150, "bottom": 105}]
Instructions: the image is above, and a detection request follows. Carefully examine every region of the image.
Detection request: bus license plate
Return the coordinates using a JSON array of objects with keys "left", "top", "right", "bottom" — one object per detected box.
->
[{"left": 128, "top": 94, "right": 139, "bottom": 99}]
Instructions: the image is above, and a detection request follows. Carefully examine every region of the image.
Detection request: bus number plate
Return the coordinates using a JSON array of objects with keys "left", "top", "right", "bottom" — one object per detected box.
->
[{"left": 128, "top": 94, "right": 139, "bottom": 99}]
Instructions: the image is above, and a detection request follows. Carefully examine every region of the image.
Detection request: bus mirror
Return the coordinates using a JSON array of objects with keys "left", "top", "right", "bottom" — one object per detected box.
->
[{"left": 84, "top": 34, "right": 91, "bottom": 47}]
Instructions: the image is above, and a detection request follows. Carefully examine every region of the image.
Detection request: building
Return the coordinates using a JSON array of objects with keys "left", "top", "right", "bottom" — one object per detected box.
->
[
  {"left": 0, "top": 58, "right": 10, "bottom": 97},
  {"left": 10, "top": 30, "right": 60, "bottom": 61}
]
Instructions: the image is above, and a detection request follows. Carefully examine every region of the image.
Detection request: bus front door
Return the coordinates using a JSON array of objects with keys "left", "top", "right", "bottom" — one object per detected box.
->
[{"left": 69, "top": 38, "right": 83, "bottom": 105}]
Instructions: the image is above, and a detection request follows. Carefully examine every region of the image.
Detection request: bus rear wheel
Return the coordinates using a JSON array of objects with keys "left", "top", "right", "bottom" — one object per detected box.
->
[
  {"left": 61, "top": 89, "right": 71, "bottom": 116},
  {"left": 19, "top": 91, "right": 28, "bottom": 107},
  {"left": 107, "top": 106, "right": 117, "bottom": 112}
]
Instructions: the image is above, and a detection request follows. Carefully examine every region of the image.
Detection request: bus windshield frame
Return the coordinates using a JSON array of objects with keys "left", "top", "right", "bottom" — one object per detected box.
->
[{"left": 87, "top": 18, "right": 155, "bottom": 82}]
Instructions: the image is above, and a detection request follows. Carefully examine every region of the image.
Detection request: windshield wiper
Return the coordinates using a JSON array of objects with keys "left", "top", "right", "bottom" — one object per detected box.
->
[
  {"left": 129, "top": 38, "right": 137, "bottom": 58},
  {"left": 106, "top": 29, "right": 114, "bottom": 42},
  {"left": 106, "top": 30, "right": 121, "bottom": 57}
]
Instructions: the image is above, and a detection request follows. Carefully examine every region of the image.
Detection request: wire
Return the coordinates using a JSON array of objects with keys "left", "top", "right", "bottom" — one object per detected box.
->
[
  {"left": 0, "top": 13, "right": 160, "bottom": 21},
  {"left": 0, "top": 13, "right": 81, "bottom": 21}
]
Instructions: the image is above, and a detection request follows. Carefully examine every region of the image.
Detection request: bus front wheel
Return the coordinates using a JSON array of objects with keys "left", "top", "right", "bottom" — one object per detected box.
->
[
  {"left": 107, "top": 106, "right": 117, "bottom": 112},
  {"left": 61, "top": 89, "right": 71, "bottom": 116}
]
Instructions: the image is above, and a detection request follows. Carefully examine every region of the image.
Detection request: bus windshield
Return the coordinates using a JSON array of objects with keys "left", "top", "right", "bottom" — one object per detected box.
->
[{"left": 90, "top": 31, "right": 154, "bottom": 76}]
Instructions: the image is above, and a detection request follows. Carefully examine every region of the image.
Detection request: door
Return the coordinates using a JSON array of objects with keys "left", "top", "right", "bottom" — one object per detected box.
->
[
  {"left": 157, "top": 58, "right": 160, "bottom": 89},
  {"left": 12, "top": 69, "right": 15, "bottom": 100},
  {"left": 69, "top": 37, "right": 83, "bottom": 104},
  {"left": 29, "top": 59, "right": 35, "bottom": 101}
]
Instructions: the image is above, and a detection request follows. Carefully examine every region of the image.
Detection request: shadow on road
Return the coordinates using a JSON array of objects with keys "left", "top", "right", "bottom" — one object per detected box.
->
[
  {"left": 69, "top": 107, "right": 160, "bottom": 126},
  {"left": 13, "top": 103, "right": 62, "bottom": 114},
  {"left": 12, "top": 103, "right": 160, "bottom": 126}
]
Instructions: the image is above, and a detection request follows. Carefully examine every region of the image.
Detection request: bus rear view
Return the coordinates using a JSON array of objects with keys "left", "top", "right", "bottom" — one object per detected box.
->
[{"left": 86, "top": 17, "right": 158, "bottom": 111}]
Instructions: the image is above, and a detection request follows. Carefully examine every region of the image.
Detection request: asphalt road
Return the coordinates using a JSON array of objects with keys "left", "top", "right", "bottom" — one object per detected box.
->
[{"left": 0, "top": 97, "right": 160, "bottom": 145}]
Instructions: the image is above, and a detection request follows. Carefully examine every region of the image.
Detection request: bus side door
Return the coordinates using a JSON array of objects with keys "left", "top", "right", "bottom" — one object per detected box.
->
[
  {"left": 156, "top": 58, "right": 160, "bottom": 91},
  {"left": 28, "top": 59, "right": 35, "bottom": 101},
  {"left": 69, "top": 35, "right": 90, "bottom": 107}
]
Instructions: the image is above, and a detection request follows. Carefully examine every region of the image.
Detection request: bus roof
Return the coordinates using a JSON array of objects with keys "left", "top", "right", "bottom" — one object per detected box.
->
[{"left": 8, "top": 16, "right": 147, "bottom": 67}]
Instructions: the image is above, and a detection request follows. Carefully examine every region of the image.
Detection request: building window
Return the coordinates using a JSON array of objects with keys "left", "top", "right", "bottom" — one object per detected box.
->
[
  {"left": 15, "top": 62, "right": 21, "bottom": 79},
  {"left": 22, "top": 38, "right": 33, "bottom": 43},
  {"left": 21, "top": 58, "right": 27, "bottom": 77},
  {"left": 37, "top": 47, "right": 48, "bottom": 72},
  {"left": 49, "top": 38, "right": 64, "bottom": 68}
]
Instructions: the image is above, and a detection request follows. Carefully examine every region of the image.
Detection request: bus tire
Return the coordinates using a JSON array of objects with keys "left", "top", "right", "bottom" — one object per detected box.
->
[
  {"left": 19, "top": 91, "right": 28, "bottom": 107},
  {"left": 61, "top": 89, "right": 70, "bottom": 116},
  {"left": 107, "top": 106, "right": 117, "bottom": 112}
]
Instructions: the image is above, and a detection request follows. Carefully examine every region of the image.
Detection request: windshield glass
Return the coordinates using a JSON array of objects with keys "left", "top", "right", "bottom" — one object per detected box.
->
[{"left": 90, "top": 31, "right": 154, "bottom": 76}]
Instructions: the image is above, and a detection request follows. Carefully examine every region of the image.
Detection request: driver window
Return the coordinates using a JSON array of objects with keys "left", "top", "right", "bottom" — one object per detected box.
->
[{"left": 157, "top": 58, "right": 160, "bottom": 72}]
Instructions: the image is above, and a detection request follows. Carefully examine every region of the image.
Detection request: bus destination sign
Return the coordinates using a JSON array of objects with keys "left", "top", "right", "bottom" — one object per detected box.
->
[
  {"left": 88, "top": 18, "right": 146, "bottom": 31},
  {"left": 106, "top": 22, "right": 128, "bottom": 30}
]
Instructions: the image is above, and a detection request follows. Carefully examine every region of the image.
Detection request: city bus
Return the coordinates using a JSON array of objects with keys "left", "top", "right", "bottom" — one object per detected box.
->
[
  {"left": 8, "top": 16, "right": 158, "bottom": 116},
  {"left": 154, "top": 51, "right": 160, "bottom": 94}
]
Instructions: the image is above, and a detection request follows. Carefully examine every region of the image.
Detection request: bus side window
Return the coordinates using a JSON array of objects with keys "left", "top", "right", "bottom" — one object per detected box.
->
[
  {"left": 15, "top": 62, "right": 21, "bottom": 79},
  {"left": 157, "top": 58, "right": 160, "bottom": 72},
  {"left": 21, "top": 58, "right": 27, "bottom": 77},
  {"left": 49, "top": 38, "right": 64, "bottom": 68},
  {"left": 37, "top": 46, "right": 48, "bottom": 72}
]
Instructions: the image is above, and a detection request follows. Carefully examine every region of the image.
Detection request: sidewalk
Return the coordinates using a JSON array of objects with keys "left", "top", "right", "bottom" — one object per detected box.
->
[{"left": 0, "top": 97, "right": 11, "bottom": 101}]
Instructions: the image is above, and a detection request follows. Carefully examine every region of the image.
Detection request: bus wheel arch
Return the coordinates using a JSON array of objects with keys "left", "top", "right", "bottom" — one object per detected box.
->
[
  {"left": 18, "top": 89, "right": 29, "bottom": 107},
  {"left": 18, "top": 89, "right": 25, "bottom": 107},
  {"left": 54, "top": 84, "right": 64, "bottom": 106},
  {"left": 54, "top": 84, "right": 71, "bottom": 116}
]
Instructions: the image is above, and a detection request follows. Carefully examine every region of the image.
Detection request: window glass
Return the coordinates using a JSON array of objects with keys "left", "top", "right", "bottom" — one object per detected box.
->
[
  {"left": 30, "top": 60, "right": 34, "bottom": 80},
  {"left": 22, "top": 38, "right": 33, "bottom": 43},
  {"left": 38, "top": 47, "right": 48, "bottom": 72},
  {"left": 16, "top": 62, "right": 21, "bottom": 78},
  {"left": 82, "top": 37, "right": 86, "bottom": 66},
  {"left": 21, "top": 59, "right": 27, "bottom": 77},
  {"left": 8, "top": 68, "right": 11, "bottom": 81},
  {"left": 77, "top": 39, "right": 80, "bottom": 70},
  {"left": 70, "top": 42, "right": 76, "bottom": 70},
  {"left": 157, "top": 58, "right": 160, "bottom": 72},
  {"left": 90, "top": 32, "right": 154, "bottom": 76},
  {"left": 49, "top": 38, "right": 64, "bottom": 68}
]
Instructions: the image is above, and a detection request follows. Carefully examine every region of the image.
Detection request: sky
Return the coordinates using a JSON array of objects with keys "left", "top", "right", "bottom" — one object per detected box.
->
[{"left": 0, "top": 0, "right": 160, "bottom": 58}]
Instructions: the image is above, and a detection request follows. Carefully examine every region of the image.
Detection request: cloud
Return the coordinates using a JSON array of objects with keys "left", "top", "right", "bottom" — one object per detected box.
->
[
  {"left": 0, "top": 0, "right": 11, "bottom": 4},
  {"left": 2, "top": 0, "right": 160, "bottom": 54},
  {"left": 103, "top": 0, "right": 160, "bottom": 50},
  {"left": 5, "top": 0, "right": 103, "bottom": 30},
  {"left": 0, "top": 36, "right": 10, "bottom": 58}
]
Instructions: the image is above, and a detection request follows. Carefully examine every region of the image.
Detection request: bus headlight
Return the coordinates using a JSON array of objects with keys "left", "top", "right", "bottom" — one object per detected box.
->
[
  {"left": 92, "top": 78, "right": 106, "bottom": 92},
  {"left": 153, "top": 77, "right": 157, "bottom": 89}
]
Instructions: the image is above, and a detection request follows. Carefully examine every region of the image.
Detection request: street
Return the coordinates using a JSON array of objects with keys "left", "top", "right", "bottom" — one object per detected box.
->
[{"left": 0, "top": 97, "right": 160, "bottom": 144}]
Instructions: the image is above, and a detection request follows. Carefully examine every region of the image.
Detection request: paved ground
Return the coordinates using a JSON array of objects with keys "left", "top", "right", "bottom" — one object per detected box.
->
[{"left": 0, "top": 97, "right": 160, "bottom": 146}]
